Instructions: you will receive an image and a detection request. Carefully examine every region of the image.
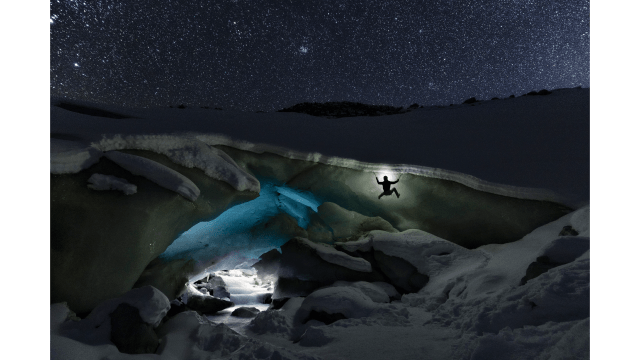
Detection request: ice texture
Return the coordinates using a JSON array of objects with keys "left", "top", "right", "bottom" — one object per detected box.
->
[
  {"left": 50, "top": 138, "right": 103, "bottom": 174},
  {"left": 87, "top": 173, "right": 137, "bottom": 195},
  {"left": 299, "top": 237, "right": 372, "bottom": 272},
  {"left": 95, "top": 134, "right": 260, "bottom": 193},
  {"left": 104, "top": 150, "right": 200, "bottom": 201}
]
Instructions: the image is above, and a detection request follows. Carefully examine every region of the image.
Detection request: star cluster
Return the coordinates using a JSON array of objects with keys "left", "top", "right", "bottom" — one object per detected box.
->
[{"left": 50, "top": 0, "right": 589, "bottom": 111}]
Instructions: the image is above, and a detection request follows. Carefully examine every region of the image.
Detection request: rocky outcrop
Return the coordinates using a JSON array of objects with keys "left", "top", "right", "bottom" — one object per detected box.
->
[{"left": 277, "top": 101, "right": 406, "bottom": 118}]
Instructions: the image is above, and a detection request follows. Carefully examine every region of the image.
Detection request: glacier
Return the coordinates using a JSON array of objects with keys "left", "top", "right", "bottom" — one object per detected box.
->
[{"left": 49, "top": 88, "right": 590, "bottom": 359}]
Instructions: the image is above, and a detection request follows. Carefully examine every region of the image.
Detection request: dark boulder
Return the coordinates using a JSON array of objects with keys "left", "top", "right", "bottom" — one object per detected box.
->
[
  {"left": 509, "top": 95, "right": 515, "bottom": 98},
  {"left": 463, "top": 97, "right": 478, "bottom": 104},
  {"left": 110, "top": 303, "right": 159, "bottom": 354},
  {"left": 304, "top": 310, "right": 347, "bottom": 325},
  {"left": 526, "top": 91, "right": 539, "bottom": 96},
  {"left": 186, "top": 295, "right": 234, "bottom": 314},
  {"left": 373, "top": 250, "right": 429, "bottom": 293},
  {"left": 538, "top": 89, "right": 552, "bottom": 95},
  {"left": 253, "top": 249, "right": 282, "bottom": 281},
  {"left": 559, "top": 225, "right": 579, "bottom": 236},
  {"left": 231, "top": 306, "right": 261, "bottom": 318},
  {"left": 520, "top": 256, "right": 563, "bottom": 285},
  {"left": 491, "top": 97, "right": 499, "bottom": 100}
]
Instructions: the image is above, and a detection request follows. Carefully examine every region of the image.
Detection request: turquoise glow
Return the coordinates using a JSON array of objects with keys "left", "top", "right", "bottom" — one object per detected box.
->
[{"left": 158, "top": 178, "right": 322, "bottom": 270}]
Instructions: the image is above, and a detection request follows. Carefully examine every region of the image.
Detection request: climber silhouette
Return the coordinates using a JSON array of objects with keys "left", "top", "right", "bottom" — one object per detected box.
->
[{"left": 376, "top": 176, "right": 400, "bottom": 199}]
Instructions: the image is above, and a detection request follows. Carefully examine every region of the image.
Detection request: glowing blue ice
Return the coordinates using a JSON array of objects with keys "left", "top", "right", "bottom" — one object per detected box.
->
[{"left": 158, "top": 179, "right": 323, "bottom": 270}]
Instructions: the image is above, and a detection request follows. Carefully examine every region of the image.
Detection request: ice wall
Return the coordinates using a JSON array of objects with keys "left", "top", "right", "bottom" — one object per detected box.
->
[
  {"left": 214, "top": 146, "right": 573, "bottom": 248},
  {"left": 157, "top": 179, "right": 322, "bottom": 271}
]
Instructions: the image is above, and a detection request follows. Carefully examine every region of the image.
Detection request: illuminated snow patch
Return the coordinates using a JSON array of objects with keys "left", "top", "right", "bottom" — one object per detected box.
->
[{"left": 204, "top": 268, "right": 272, "bottom": 334}]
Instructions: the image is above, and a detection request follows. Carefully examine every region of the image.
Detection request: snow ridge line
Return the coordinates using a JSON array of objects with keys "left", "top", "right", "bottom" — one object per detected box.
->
[{"left": 195, "top": 133, "right": 569, "bottom": 206}]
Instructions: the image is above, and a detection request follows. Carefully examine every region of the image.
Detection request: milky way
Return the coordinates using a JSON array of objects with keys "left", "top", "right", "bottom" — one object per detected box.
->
[{"left": 50, "top": 0, "right": 589, "bottom": 111}]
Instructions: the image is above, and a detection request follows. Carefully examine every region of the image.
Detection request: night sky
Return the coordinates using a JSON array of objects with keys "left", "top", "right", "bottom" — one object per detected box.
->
[{"left": 50, "top": 0, "right": 589, "bottom": 111}]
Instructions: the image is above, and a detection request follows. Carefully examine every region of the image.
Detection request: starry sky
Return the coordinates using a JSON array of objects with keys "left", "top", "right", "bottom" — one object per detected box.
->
[{"left": 50, "top": 0, "right": 589, "bottom": 111}]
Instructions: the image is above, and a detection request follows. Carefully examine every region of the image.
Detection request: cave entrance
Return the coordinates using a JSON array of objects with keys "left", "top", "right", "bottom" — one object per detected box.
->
[{"left": 158, "top": 178, "right": 322, "bottom": 279}]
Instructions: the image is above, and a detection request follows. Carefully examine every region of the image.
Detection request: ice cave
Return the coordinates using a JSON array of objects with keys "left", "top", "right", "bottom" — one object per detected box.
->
[{"left": 50, "top": 88, "right": 590, "bottom": 359}]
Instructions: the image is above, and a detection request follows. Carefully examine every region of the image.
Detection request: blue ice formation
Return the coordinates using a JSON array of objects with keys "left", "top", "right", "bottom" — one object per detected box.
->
[{"left": 158, "top": 178, "right": 322, "bottom": 269}]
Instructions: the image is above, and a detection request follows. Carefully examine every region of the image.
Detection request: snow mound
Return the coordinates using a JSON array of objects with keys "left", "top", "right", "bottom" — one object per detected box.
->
[
  {"left": 104, "top": 150, "right": 200, "bottom": 201},
  {"left": 84, "top": 285, "right": 171, "bottom": 328},
  {"left": 370, "top": 229, "right": 489, "bottom": 278},
  {"left": 297, "top": 286, "right": 380, "bottom": 321},
  {"left": 50, "top": 138, "right": 103, "bottom": 174},
  {"left": 332, "top": 281, "right": 390, "bottom": 303},
  {"left": 87, "top": 173, "right": 137, "bottom": 195},
  {"left": 95, "top": 134, "right": 260, "bottom": 192}
]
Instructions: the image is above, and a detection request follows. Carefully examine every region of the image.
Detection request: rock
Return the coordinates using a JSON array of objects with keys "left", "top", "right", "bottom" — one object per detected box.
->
[
  {"left": 559, "top": 225, "right": 579, "bottom": 236},
  {"left": 133, "top": 258, "right": 193, "bottom": 302},
  {"left": 193, "top": 275, "right": 231, "bottom": 299},
  {"left": 270, "top": 297, "right": 290, "bottom": 310},
  {"left": 164, "top": 299, "right": 188, "bottom": 320},
  {"left": 463, "top": 97, "right": 478, "bottom": 104},
  {"left": 252, "top": 249, "right": 282, "bottom": 281},
  {"left": 277, "top": 101, "right": 405, "bottom": 118},
  {"left": 526, "top": 91, "right": 539, "bottom": 96},
  {"left": 520, "top": 256, "right": 562, "bottom": 285},
  {"left": 231, "top": 306, "right": 261, "bottom": 318},
  {"left": 259, "top": 293, "right": 273, "bottom": 304},
  {"left": 316, "top": 202, "right": 398, "bottom": 241},
  {"left": 186, "top": 294, "right": 234, "bottom": 314},
  {"left": 304, "top": 310, "right": 347, "bottom": 325},
  {"left": 110, "top": 303, "right": 159, "bottom": 354},
  {"left": 509, "top": 94, "right": 515, "bottom": 98},
  {"left": 539, "top": 236, "right": 590, "bottom": 264},
  {"left": 491, "top": 97, "right": 499, "bottom": 100},
  {"left": 408, "top": 103, "right": 420, "bottom": 109},
  {"left": 538, "top": 89, "right": 552, "bottom": 95},
  {"left": 373, "top": 250, "right": 429, "bottom": 293}
]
